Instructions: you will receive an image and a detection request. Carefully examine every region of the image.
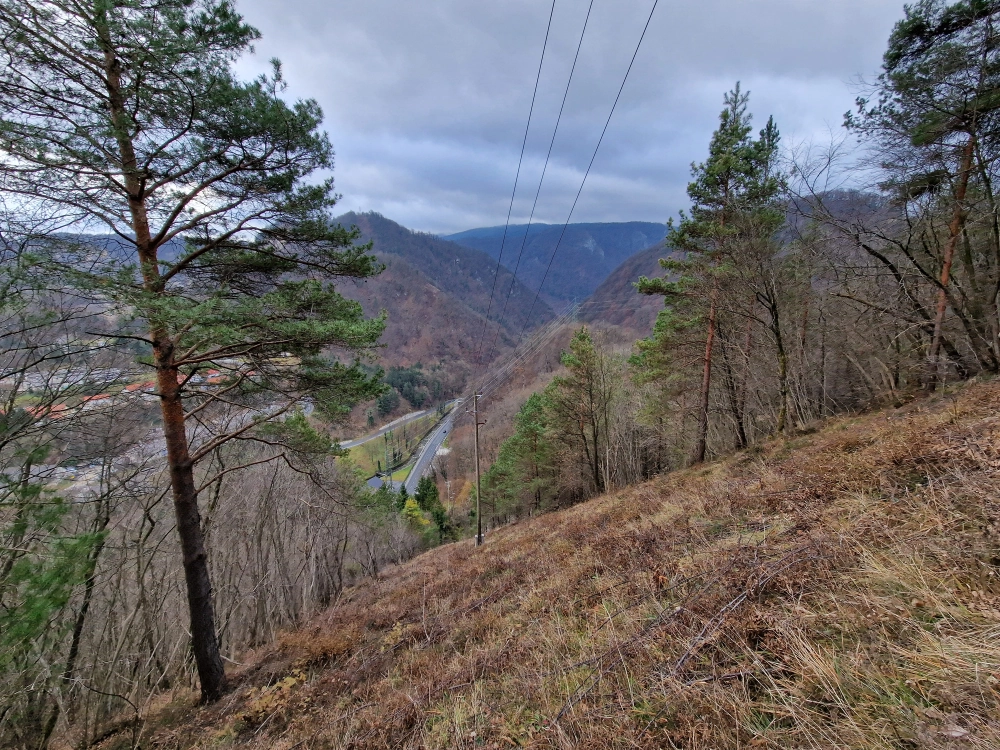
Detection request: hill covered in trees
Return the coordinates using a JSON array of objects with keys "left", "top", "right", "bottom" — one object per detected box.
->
[
  {"left": 333, "top": 211, "right": 556, "bottom": 388},
  {"left": 443, "top": 221, "right": 666, "bottom": 305},
  {"left": 6, "top": 0, "right": 1000, "bottom": 747}
]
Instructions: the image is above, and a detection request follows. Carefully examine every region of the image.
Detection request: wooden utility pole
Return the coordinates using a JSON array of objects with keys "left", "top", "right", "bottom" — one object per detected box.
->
[
  {"left": 383, "top": 431, "right": 390, "bottom": 487},
  {"left": 474, "top": 392, "right": 484, "bottom": 546}
]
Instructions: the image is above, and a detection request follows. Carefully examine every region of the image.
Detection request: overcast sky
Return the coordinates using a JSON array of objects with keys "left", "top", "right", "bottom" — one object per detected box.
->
[{"left": 235, "top": 0, "right": 905, "bottom": 235}]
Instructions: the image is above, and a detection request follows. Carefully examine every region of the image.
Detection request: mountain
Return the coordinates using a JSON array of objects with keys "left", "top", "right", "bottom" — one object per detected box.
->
[
  {"left": 334, "top": 212, "right": 556, "bottom": 372},
  {"left": 442, "top": 221, "right": 666, "bottom": 305},
  {"left": 580, "top": 241, "right": 671, "bottom": 335}
]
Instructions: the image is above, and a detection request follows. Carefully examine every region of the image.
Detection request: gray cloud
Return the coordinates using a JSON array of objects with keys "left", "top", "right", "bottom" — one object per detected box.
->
[{"left": 235, "top": 0, "right": 905, "bottom": 234}]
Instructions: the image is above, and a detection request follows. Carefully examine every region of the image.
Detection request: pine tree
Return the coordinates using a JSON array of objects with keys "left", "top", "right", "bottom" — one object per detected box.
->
[
  {"left": 0, "top": 0, "right": 385, "bottom": 701},
  {"left": 545, "top": 328, "right": 613, "bottom": 494},
  {"left": 847, "top": 0, "right": 1000, "bottom": 385},
  {"left": 638, "top": 84, "right": 783, "bottom": 458},
  {"left": 397, "top": 483, "right": 410, "bottom": 512},
  {"left": 481, "top": 391, "right": 556, "bottom": 517},
  {"left": 414, "top": 476, "right": 439, "bottom": 511}
]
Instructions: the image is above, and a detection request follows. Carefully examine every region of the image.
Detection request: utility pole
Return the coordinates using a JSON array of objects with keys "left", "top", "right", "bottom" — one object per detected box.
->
[
  {"left": 383, "top": 431, "right": 390, "bottom": 487},
  {"left": 473, "top": 392, "right": 484, "bottom": 546}
]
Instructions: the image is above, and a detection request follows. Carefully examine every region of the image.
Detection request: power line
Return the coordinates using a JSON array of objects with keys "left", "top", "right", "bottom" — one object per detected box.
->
[
  {"left": 456, "top": 298, "right": 643, "bottom": 420},
  {"left": 515, "top": 0, "right": 661, "bottom": 347},
  {"left": 475, "top": 300, "right": 633, "bottom": 402},
  {"left": 454, "top": 302, "right": 577, "bottom": 424},
  {"left": 463, "top": 0, "right": 661, "bottom": 540},
  {"left": 479, "top": 0, "right": 597, "bottom": 376},
  {"left": 472, "top": 0, "right": 558, "bottom": 373},
  {"left": 463, "top": 298, "right": 635, "bottom": 409}
]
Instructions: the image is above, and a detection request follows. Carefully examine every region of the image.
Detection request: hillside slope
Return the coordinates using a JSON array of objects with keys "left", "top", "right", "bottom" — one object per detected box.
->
[
  {"left": 580, "top": 242, "right": 671, "bottom": 335},
  {"left": 137, "top": 382, "right": 1000, "bottom": 749},
  {"left": 332, "top": 212, "right": 555, "bottom": 372},
  {"left": 443, "top": 221, "right": 666, "bottom": 306}
]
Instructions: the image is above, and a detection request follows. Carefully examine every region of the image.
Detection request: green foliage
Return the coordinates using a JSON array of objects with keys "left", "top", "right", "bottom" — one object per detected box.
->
[
  {"left": 377, "top": 389, "right": 401, "bottom": 417},
  {"left": 848, "top": 0, "right": 1000, "bottom": 174},
  {"left": 0, "top": 0, "right": 395, "bottom": 702},
  {"left": 258, "top": 411, "right": 335, "bottom": 456},
  {"left": 380, "top": 364, "right": 447, "bottom": 411},
  {"left": 546, "top": 327, "right": 616, "bottom": 494},
  {"left": 414, "top": 475, "right": 439, "bottom": 511},
  {"left": 0, "top": 485, "right": 102, "bottom": 741},
  {"left": 664, "top": 83, "right": 783, "bottom": 261},
  {"left": 0, "top": 0, "right": 389, "bottom": 457},
  {"left": 363, "top": 482, "right": 399, "bottom": 519},
  {"left": 396, "top": 483, "right": 409, "bottom": 512},
  {"left": 0, "top": 499, "right": 98, "bottom": 659},
  {"left": 401, "top": 497, "right": 429, "bottom": 529},
  {"left": 385, "top": 365, "right": 428, "bottom": 409},
  {"left": 482, "top": 392, "right": 558, "bottom": 517},
  {"left": 634, "top": 84, "right": 784, "bottom": 409},
  {"left": 413, "top": 476, "right": 454, "bottom": 543}
]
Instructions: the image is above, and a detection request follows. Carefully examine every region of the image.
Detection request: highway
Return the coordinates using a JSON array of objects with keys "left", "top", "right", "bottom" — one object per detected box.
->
[
  {"left": 403, "top": 399, "right": 462, "bottom": 494},
  {"left": 338, "top": 404, "right": 448, "bottom": 449}
]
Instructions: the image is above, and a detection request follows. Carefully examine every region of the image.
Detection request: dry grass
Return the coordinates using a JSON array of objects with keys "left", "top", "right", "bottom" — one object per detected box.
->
[{"left": 111, "top": 381, "right": 1000, "bottom": 749}]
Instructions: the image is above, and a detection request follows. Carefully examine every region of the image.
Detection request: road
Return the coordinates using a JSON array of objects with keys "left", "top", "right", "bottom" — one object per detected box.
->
[
  {"left": 403, "top": 399, "right": 462, "bottom": 494},
  {"left": 339, "top": 407, "right": 437, "bottom": 449}
]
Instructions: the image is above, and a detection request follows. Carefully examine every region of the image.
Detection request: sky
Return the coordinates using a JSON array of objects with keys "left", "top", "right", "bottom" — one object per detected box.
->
[{"left": 235, "top": 0, "right": 906, "bottom": 235}]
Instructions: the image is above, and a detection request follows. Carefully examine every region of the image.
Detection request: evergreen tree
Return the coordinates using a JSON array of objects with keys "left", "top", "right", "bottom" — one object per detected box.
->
[
  {"left": 847, "top": 0, "right": 1000, "bottom": 386},
  {"left": 481, "top": 392, "right": 555, "bottom": 517},
  {"left": 414, "top": 476, "right": 453, "bottom": 543},
  {"left": 638, "top": 84, "right": 783, "bottom": 457},
  {"left": 0, "top": 0, "right": 385, "bottom": 700},
  {"left": 396, "top": 483, "right": 409, "bottom": 512},
  {"left": 414, "top": 475, "right": 439, "bottom": 511},
  {"left": 545, "top": 328, "right": 613, "bottom": 494}
]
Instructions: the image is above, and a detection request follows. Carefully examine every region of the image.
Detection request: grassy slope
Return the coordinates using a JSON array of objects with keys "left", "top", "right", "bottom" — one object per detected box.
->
[
  {"left": 137, "top": 382, "right": 1000, "bottom": 749},
  {"left": 346, "top": 412, "right": 440, "bottom": 478}
]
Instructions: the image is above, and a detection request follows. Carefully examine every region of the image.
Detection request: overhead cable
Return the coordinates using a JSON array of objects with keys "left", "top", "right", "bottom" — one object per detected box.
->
[
  {"left": 479, "top": 0, "right": 597, "bottom": 374},
  {"left": 472, "top": 0, "right": 558, "bottom": 372},
  {"left": 515, "top": 0, "right": 661, "bottom": 347}
]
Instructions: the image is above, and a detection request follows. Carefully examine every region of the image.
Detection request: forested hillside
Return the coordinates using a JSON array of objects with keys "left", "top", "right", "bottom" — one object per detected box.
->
[
  {"left": 4, "top": 1, "right": 1000, "bottom": 749},
  {"left": 340, "top": 212, "right": 555, "bottom": 338},
  {"left": 329, "top": 212, "right": 555, "bottom": 403},
  {"left": 443, "top": 221, "right": 667, "bottom": 304},
  {"left": 122, "top": 379, "right": 1000, "bottom": 749}
]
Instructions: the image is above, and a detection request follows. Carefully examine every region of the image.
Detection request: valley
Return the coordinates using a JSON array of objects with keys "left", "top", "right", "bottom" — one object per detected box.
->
[{"left": 4, "top": 2, "right": 999, "bottom": 748}]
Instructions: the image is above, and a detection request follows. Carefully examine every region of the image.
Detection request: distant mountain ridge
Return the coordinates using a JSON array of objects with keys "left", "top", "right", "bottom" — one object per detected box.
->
[
  {"left": 442, "top": 221, "right": 666, "bottom": 305},
  {"left": 332, "top": 212, "right": 556, "bottom": 374}
]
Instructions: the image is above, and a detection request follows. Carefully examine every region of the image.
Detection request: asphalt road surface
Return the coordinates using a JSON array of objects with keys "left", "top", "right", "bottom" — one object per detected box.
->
[
  {"left": 403, "top": 401, "right": 461, "bottom": 494},
  {"left": 339, "top": 407, "right": 436, "bottom": 449}
]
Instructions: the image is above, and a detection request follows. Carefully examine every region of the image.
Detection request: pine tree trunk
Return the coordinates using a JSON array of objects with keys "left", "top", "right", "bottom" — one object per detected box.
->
[
  {"left": 692, "top": 284, "right": 717, "bottom": 464},
  {"left": 157, "top": 360, "right": 227, "bottom": 701},
  {"left": 96, "top": 9, "right": 226, "bottom": 702},
  {"left": 927, "top": 134, "right": 976, "bottom": 389}
]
